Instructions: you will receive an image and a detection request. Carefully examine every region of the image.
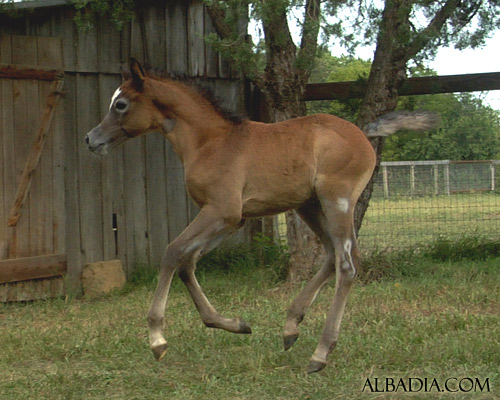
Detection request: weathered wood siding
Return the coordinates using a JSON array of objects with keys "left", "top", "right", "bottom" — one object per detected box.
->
[
  {"left": 0, "top": 1, "right": 245, "bottom": 289},
  {"left": 0, "top": 36, "right": 65, "bottom": 260}
]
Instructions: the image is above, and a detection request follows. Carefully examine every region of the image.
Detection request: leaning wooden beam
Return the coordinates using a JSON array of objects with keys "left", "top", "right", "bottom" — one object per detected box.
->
[
  {"left": 0, "top": 64, "right": 63, "bottom": 81},
  {"left": 7, "top": 77, "right": 65, "bottom": 227},
  {"left": 304, "top": 72, "right": 500, "bottom": 101},
  {"left": 0, "top": 254, "right": 67, "bottom": 284}
]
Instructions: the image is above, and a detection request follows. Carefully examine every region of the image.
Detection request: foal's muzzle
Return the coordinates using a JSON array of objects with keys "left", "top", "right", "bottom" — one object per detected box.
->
[{"left": 85, "top": 125, "right": 130, "bottom": 155}]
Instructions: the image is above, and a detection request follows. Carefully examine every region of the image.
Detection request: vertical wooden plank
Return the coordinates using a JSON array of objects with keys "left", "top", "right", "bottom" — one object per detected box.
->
[
  {"left": 62, "top": 74, "right": 82, "bottom": 290},
  {"left": 98, "top": 74, "right": 127, "bottom": 265},
  {"left": 0, "top": 36, "right": 15, "bottom": 257},
  {"left": 204, "top": 5, "right": 219, "bottom": 78},
  {"left": 11, "top": 36, "right": 39, "bottom": 258},
  {"left": 165, "top": 142, "right": 189, "bottom": 240},
  {"left": 0, "top": 37, "right": 11, "bottom": 257},
  {"left": 11, "top": 35, "right": 38, "bottom": 65},
  {"left": 37, "top": 37, "right": 64, "bottom": 256},
  {"left": 46, "top": 38, "right": 65, "bottom": 256},
  {"left": 167, "top": 2, "right": 188, "bottom": 74},
  {"left": 28, "top": 45, "right": 49, "bottom": 256},
  {"left": 0, "top": 72, "right": 4, "bottom": 258},
  {"left": 52, "top": 8, "right": 77, "bottom": 72},
  {"left": 36, "top": 36, "right": 63, "bottom": 69},
  {"left": 145, "top": 133, "right": 169, "bottom": 266},
  {"left": 141, "top": 4, "right": 167, "bottom": 69},
  {"left": 76, "top": 19, "right": 98, "bottom": 72},
  {"left": 75, "top": 74, "right": 104, "bottom": 265},
  {"left": 129, "top": 18, "right": 145, "bottom": 64},
  {"left": 123, "top": 138, "right": 150, "bottom": 272},
  {"left": 51, "top": 81, "right": 66, "bottom": 256},
  {"left": 188, "top": 1, "right": 206, "bottom": 77},
  {"left": 213, "top": 80, "right": 243, "bottom": 113},
  {"left": 97, "top": 17, "right": 121, "bottom": 73},
  {"left": 120, "top": 20, "right": 132, "bottom": 65}
]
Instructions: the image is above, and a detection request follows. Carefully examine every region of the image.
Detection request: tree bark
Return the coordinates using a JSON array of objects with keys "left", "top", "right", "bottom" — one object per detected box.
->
[
  {"left": 251, "top": 0, "right": 324, "bottom": 282},
  {"left": 354, "top": 1, "right": 411, "bottom": 233},
  {"left": 354, "top": 0, "right": 459, "bottom": 234}
]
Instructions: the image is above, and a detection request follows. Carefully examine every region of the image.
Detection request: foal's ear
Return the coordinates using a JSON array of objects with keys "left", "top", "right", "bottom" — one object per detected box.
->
[
  {"left": 129, "top": 58, "right": 146, "bottom": 90},
  {"left": 121, "top": 64, "right": 131, "bottom": 81}
]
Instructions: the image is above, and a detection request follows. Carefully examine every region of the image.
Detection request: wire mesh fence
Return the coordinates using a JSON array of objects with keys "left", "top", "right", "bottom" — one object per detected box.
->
[{"left": 358, "top": 160, "right": 500, "bottom": 252}]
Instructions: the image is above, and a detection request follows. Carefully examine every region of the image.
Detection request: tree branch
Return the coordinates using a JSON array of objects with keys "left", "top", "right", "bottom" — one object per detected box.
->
[
  {"left": 260, "top": 1, "right": 296, "bottom": 64},
  {"left": 405, "top": 0, "right": 461, "bottom": 59},
  {"left": 297, "top": 0, "right": 321, "bottom": 78},
  {"left": 204, "top": 1, "right": 235, "bottom": 40}
]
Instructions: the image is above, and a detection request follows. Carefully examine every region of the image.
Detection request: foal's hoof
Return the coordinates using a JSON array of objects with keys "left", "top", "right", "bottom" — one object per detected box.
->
[
  {"left": 307, "top": 360, "right": 327, "bottom": 374},
  {"left": 152, "top": 343, "right": 168, "bottom": 361},
  {"left": 238, "top": 318, "right": 252, "bottom": 334},
  {"left": 283, "top": 334, "right": 299, "bottom": 351}
]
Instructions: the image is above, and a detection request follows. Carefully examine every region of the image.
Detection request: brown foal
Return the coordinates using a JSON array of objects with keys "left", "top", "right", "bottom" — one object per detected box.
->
[{"left": 85, "top": 59, "right": 437, "bottom": 373}]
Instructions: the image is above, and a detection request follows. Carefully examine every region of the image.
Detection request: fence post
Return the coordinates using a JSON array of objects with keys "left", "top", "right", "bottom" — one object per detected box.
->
[
  {"left": 433, "top": 164, "right": 439, "bottom": 195},
  {"left": 410, "top": 164, "right": 415, "bottom": 198},
  {"left": 444, "top": 161, "right": 451, "bottom": 195},
  {"left": 382, "top": 165, "right": 389, "bottom": 199},
  {"left": 491, "top": 161, "right": 496, "bottom": 191}
]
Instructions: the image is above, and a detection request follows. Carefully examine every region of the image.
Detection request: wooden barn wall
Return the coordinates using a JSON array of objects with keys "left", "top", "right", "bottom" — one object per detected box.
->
[
  {"left": 0, "top": 1, "right": 245, "bottom": 287},
  {"left": 0, "top": 36, "right": 66, "bottom": 261}
]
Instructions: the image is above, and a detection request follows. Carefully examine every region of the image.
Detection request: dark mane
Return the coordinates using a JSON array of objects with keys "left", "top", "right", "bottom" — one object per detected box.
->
[{"left": 144, "top": 68, "right": 247, "bottom": 125}]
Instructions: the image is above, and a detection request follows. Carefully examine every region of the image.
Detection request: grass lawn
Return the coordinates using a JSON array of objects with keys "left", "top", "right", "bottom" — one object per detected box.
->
[
  {"left": 1, "top": 255, "right": 499, "bottom": 399},
  {"left": 359, "top": 193, "right": 500, "bottom": 251}
]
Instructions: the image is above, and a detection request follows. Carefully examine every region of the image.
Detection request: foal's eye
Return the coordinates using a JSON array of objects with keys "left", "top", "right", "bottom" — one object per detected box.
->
[{"left": 115, "top": 100, "right": 128, "bottom": 111}]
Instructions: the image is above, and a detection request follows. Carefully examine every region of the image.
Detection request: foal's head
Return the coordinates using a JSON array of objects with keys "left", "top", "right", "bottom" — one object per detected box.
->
[{"left": 85, "top": 59, "right": 163, "bottom": 155}]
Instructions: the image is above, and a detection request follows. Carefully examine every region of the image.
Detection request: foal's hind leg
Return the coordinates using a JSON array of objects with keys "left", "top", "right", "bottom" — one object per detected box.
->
[
  {"left": 307, "top": 196, "right": 360, "bottom": 373},
  {"left": 283, "top": 202, "right": 336, "bottom": 350},
  {"left": 147, "top": 206, "right": 248, "bottom": 361}
]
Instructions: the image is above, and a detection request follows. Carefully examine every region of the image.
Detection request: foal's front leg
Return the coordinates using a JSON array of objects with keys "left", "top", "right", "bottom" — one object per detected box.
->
[{"left": 147, "top": 206, "right": 249, "bottom": 361}]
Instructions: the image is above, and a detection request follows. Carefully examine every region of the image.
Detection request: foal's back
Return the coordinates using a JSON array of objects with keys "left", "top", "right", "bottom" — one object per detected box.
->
[{"left": 225, "top": 114, "right": 376, "bottom": 217}]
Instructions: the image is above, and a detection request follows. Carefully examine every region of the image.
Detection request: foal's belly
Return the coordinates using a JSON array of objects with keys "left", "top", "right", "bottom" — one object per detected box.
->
[{"left": 241, "top": 180, "right": 313, "bottom": 217}]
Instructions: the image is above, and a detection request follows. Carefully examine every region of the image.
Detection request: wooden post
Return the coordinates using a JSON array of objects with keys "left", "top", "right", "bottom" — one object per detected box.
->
[
  {"left": 490, "top": 161, "right": 496, "bottom": 191},
  {"left": 383, "top": 165, "right": 389, "bottom": 199},
  {"left": 7, "top": 77, "right": 65, "bottom": 227},
  {"left": 409, "top": 164, "right": 415, "bottom": 198},
  {"left": 433, "top": 164, "right": 439, "bottom": 195},
  {"left": 444, "top": 162, "right": 451, "bottom": 196}
]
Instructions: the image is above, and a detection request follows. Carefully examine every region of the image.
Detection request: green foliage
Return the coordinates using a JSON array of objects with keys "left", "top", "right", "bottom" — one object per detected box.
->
[
  {"left": 425, "top": 235, "right": 500, "bottom": 262},
  {"left": 307, "top": 54, "right": 500, "bottom": 161},
  {"left": 307, "top": 52, "right": 371, "bottom": 122},
  {"left": 72, "top": 0, "right": 134, "bottom": 31},
  {"left": 127, "top": 234, "right": 289, "bottom": 289},
  {"left": 338, "top": 0, "right": 500, "bottom": 61},
  {"left": 384, "top": 93, "right": 500, "bottom": 161},
  {"left": 204, "top": 32, "right": 264, "bottom": 80},
  {"left": 197, "top": 234, "right": 289, "bottom": 282},
  {"left": 360, "top": 235, "right": 500, "bottom": 283}
]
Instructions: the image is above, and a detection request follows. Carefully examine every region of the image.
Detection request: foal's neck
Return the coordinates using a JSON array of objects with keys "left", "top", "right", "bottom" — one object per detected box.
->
[{"left": 151, "top": 79, "right": 232, "bottom": 161}]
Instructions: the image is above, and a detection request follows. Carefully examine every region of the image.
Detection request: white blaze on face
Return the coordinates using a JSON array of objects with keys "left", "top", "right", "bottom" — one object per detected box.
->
[{"left": 109, "top": 87, "right": 122, "bottom": 110}]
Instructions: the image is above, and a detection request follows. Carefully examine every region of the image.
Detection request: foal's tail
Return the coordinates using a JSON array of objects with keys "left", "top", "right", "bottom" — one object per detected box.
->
[{"left": 364, "top": 111, "right": 440, "bottom": 137}]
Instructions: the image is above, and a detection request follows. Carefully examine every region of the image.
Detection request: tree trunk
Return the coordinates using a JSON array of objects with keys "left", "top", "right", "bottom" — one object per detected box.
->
[
  {"left": 354, "top": 0, "right": 411, "bottom": 233},
  {"left": 205, "top": 0, "right": 324, "bottom": 282}
]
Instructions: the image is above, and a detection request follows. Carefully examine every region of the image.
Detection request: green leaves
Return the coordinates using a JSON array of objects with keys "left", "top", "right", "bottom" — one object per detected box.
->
[
  {"left": 72, "top": 0, "right": 134, "bottom": 31},
  {"left": 384, "top": 93, "right": 500, "bottom": 161}
]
